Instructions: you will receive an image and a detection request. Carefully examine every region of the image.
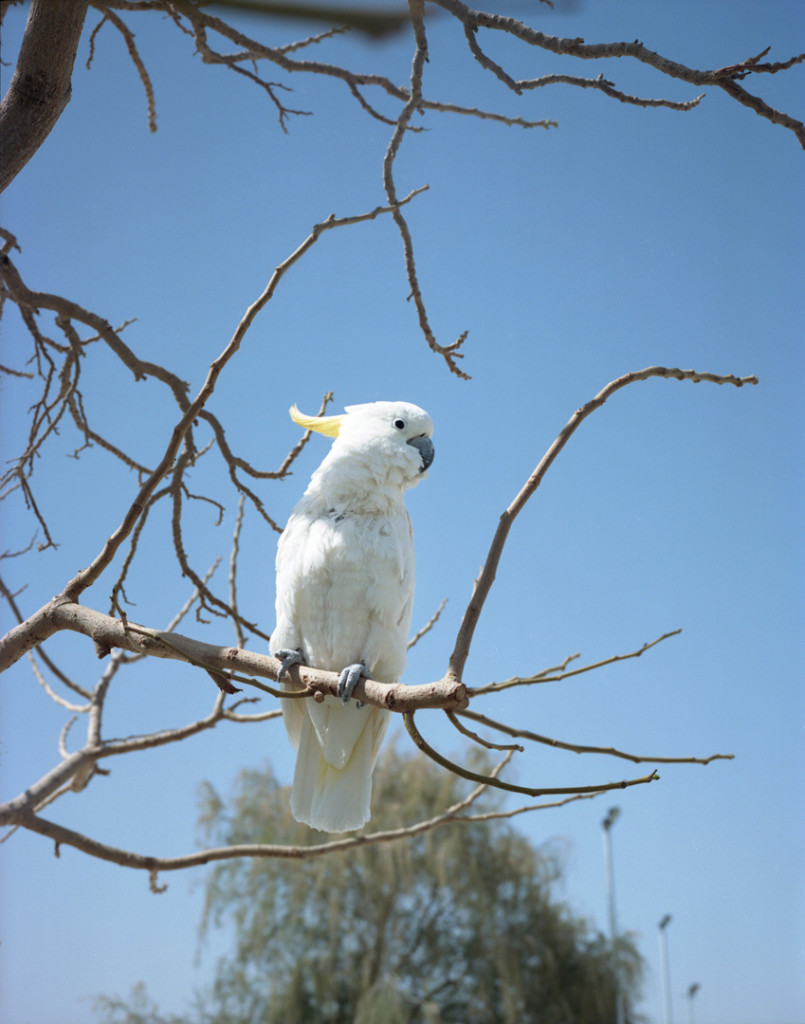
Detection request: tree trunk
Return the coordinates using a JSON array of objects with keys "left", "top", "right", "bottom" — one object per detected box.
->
[{"left": 0, "top": 0, "right": 89, "bottom": 193}]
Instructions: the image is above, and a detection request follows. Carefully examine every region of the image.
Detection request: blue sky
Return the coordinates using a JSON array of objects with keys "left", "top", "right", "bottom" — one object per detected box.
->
[{"left": 1, "top": 2, "right": 803, "bottom": 1023}]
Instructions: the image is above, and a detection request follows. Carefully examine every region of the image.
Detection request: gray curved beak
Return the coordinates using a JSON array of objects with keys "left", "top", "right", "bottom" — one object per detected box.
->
[{"left": 407, "top": 435, "right": 434, "bottom": 472}]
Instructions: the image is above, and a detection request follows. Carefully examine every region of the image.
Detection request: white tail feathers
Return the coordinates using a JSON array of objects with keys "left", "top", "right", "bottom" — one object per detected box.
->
[{"left": 282, "top": 694, "right": 390, "bottom": 833}]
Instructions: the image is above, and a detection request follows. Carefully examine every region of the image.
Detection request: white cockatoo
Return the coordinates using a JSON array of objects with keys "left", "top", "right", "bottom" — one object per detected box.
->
[{"left": 270, "top": 400, "right": 434, "bottom": 833}]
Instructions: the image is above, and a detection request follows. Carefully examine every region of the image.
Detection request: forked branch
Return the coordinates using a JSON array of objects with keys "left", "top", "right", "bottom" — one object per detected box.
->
[
  {"left": 456, "top": 709, "right": 733, "bottom": 766},
  {"left": 403, "top": 709, "right": 660, "bottom": 798}
]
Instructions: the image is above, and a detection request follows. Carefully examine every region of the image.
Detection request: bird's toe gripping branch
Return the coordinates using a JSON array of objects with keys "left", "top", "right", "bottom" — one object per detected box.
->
[
  {"left": 337, "top": 661, "right": 369, "bottom": 705},
  {"left": 275, "top": 648, "right": 304, "bottom": 681}
]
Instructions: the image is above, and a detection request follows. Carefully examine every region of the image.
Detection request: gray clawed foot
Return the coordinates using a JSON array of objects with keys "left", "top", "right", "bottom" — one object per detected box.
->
[
  {"left": 277, "top": 651, "right": 368, "bottom": 704},
  {"left": 275, "top": 648, "right": 304, "bottom": 681},
  {"left": 337, "top": 660, "right": 368, "bottom": 705}
]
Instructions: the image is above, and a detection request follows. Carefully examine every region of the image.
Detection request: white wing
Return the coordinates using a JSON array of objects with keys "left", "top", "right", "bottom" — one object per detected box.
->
[{"left": 271, "top": 500, "right": 415, "bottom": 831}]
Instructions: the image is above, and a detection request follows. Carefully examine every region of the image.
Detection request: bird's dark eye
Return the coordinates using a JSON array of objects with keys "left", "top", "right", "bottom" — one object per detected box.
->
[{"left": 393, "top": 418, "right": 406, "bottom": 431}]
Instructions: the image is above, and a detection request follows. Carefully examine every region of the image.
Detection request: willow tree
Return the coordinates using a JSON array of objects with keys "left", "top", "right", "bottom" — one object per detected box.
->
[{"left": 96, "top": 745, "right": 644, "bottom": 1024}]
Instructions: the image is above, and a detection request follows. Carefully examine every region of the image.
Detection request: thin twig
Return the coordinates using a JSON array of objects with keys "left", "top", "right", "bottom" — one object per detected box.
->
[
  {"left": 470, "top": 629, "right": 682, "bottom": 696},
  {"left": 229, "top": 496, "right": 246, "bottom": 648},
  {"left": 456, "top": 709, "right": 733, "bottom": 766},
  {"left": 446, "top": 709, "right": 523, "bottom": 752},
  {"left": 407, "top": 597, "right": 447, "bottom": 649},
  {"left": 382, "top": 1, "right": 471, "bottom": 379},
  {"left": 91, "top": 5, "right": 158, "bottom": 131},
  {"left": 28, "top": 653, "right": 91, "bottom": 713}
]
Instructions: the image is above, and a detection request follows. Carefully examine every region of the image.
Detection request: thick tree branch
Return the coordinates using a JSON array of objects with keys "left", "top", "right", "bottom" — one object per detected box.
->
[
  {"left": 0, "top": 0, "right": 90, "bottom": 192},
  {"left": 0, "top": 600, "right": 469, "bottom": 711}
]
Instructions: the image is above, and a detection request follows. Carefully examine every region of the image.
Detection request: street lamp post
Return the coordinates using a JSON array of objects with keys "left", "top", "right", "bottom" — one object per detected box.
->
[
  {"left": 602, "top": 807, "right": 624, "bottom": 1024},
  {"left": 658, "top": 914, "right": 673, "bottom": 1024},
  {"left": 686, "top": 983, "right": 701, "bottom": 1024}
]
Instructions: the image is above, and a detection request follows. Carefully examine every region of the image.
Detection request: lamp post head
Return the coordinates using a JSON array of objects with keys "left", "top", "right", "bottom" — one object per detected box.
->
[
  {"left": 659, "top": 914, "right": 672, "bottom": 930},
  {"left": 603, "top": 806, "right": 621, "bottom": 831}
]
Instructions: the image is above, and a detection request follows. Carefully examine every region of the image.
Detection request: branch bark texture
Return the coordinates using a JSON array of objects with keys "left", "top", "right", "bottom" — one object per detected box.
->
[{"left": 0, "top": 0, "right": 90, "bottom": 193}]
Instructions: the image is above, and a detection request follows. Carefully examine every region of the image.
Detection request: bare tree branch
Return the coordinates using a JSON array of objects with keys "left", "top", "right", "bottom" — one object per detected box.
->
[
  {"left": 90, "top": 4, "right": 158, "bottom": 131},
  {"left": 28, "top": 654, "right": 92, "bottom": 714},
  {"left": 0, "top": 573, "right": 94, "bottom": 699},
  {"left": 0, "top": 362, "right": 749, "bottom": 864},
  {"left": 446, "top": 709, "right": 523, "bottom": 753},
  {"left": 0, "top": 0, "right": 90, "bottom": 192},
  {"left": 403, "top": 708, "right": 660, "bottom": 798},
  {"left": 447, "top": 367, "right": 758, "bottom": 684},
  {"left": 0, "top": 600, "right": 470, "bottom": 710},
  {"left": 407, "top": 597, "right": 448, "bottom": 650},
  {"left": 456, "top": 709, "right": 733, "bottom": 766},
  {"left": 228, "top": 496, "right": 247, "bottom": 648},
  {"left": 470, "top": 629, "right": 682, "bottom": 696},
  {"left": 45, "top": 191, "right": 423, "bottom": 606},
  {"left": 2, "top": 0, "right": 777, "bottom": 873},
  {"left": 2, "top": 745, "right": 587, "bottom": 880},
  {"left": 382, "top": 1, "right": 471, "bottom": 379},
  {"left": 432, "top": 0, "right": 805, "bottom": 148},
  {"left": 0, "top": 252, "right": 192, "bottom": 406}
]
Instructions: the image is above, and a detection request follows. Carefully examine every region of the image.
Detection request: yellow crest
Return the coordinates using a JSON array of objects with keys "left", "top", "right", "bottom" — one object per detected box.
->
[{"left": 289, "top": 404, "right": 343, "bottom": 438}]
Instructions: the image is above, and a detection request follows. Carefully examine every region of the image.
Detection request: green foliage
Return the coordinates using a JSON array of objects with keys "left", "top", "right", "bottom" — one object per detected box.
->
[
  {"left": 98, "top": 744, "right": 643, "bottom": 1024},
  {"left": 94, "top": 982, "right": 199, "bottom": 1024}
]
